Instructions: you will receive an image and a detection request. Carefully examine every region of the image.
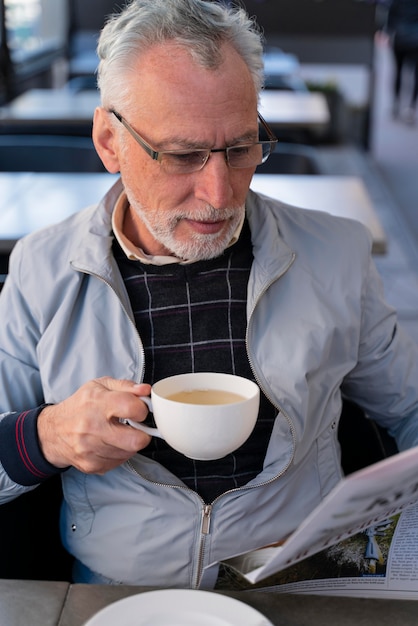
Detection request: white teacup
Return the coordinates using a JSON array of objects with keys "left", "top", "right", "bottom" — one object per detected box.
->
[{"left": 125, "top": 372, "right": 260, "bottom": 460}]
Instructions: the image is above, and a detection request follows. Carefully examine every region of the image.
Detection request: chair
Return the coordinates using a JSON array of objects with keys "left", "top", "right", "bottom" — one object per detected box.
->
[
  {"left": 338, "top": 400, "right": 398, "bottom": 475},
  {"left": 67, "top": 0, "right": 122, "bottom": 85},
  {"left": 263, "top": 47, "right": 309, "bottom": 93},
  {"left": 0, "top": 135, "right": 106, "bottom": 172},
  {"left": 0, "top": 254, "right": 8, "bottom": 292},
  {"left": 256, "top": 142, "right": 321, "bottom": 175},
  {"left": 0, "top": 475, "right": 73, "bottom": 581}
]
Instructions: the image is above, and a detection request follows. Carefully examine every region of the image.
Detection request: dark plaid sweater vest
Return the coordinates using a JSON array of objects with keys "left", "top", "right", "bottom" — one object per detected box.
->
[{"left": 113, "top": 220, "right": 276, "bottom": 503}]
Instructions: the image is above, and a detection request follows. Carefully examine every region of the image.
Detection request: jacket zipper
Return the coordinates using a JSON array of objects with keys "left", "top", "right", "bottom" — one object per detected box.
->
[
  {"left": 126, "top": 456, "right": 296, "bottom": 588},
  {"left": 125, "top": 461, "right": 208, "bottom": 587},
  {"left": 196, "top": 504, "right": 213, "bottom": 587},
  {"left": 194, "top": 254, "right": 301, "bottom": 589}
]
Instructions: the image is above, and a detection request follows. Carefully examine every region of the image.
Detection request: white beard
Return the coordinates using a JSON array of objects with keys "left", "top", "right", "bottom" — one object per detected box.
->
[{"left": 126, "top": 194, "right": 245, "bottom": 261}]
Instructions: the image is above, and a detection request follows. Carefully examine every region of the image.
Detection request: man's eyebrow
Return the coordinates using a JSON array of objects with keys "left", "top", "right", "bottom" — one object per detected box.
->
[
  {"left": 232, "top": 130, "right": 259, "bottom": 145},
  {"left": 158, "top": 137, "right": 211, "bottom": 150},
  {"left": 159, "top": 130, "right": 259, "bottom": 150}
]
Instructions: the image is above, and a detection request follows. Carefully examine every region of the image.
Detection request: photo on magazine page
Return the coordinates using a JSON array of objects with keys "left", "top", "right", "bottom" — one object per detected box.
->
[{"left": 214, "top": 514, "right": 402, "bottom": 592}]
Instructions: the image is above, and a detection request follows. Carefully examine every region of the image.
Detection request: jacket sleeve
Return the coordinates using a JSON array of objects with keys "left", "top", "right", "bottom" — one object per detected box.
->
[
  {"left": 341, "top": 253, "right": 418, "bottom": 451},
  {"left": 0, "top": 407, "right": 66, "bottom": 490},
  {"left": 0, "top": 242, "right": 61, "bottom": 501},
  {"left": 0, "top": 240, "right": 46, "bottom": 410}
]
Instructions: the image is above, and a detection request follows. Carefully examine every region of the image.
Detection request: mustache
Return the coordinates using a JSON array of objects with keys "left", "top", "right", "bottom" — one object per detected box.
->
[{"left": 172, "top": 205, "right": 239, "bottom": 224}]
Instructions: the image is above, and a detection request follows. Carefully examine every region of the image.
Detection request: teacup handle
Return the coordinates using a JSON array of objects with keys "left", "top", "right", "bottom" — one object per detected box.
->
[{"left": 119, "top": 396, "right": 164, "bottom": 439}]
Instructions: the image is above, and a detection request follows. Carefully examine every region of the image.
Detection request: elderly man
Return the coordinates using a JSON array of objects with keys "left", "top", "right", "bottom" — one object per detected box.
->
[{"left": 1, "top": 0, "right": 418, "bottom": 588}]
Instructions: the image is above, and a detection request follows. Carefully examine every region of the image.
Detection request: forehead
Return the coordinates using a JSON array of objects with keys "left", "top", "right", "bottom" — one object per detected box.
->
[{"left": 125, "top": 42, "right": 258, "bottom": 136}]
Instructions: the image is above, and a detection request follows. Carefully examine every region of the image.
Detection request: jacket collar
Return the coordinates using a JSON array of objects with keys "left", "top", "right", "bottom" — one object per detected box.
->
[{"left": 246, "top": 189, "right": 296, "bottom": 304}]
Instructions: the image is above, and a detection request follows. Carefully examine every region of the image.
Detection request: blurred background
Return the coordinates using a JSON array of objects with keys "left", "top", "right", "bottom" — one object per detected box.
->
[
  {"left": 0, "top": 0, "right": 382, "bottom": 146},
  {"left": 0, "top": 0, "right": 417, "bottom": 342}
]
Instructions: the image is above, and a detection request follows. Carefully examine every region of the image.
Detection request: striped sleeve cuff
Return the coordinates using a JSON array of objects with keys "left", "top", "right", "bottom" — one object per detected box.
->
[{"left": 0, "top": 406, "right": 68, "bottom": 486}]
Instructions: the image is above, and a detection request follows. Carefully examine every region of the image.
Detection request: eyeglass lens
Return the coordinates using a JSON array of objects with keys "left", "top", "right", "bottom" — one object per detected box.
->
[{"left": 161, "top": 142, "right": 273, "bottom": 174}]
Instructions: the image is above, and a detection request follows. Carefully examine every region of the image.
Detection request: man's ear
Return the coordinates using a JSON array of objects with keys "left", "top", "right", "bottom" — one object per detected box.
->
[{"left": 92, "top": 107, "right": 121, "bottom": 174}]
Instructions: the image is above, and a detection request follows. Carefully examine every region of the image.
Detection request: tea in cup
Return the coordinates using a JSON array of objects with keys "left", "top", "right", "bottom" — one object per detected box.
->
[{"left": 125, "top": 372, "right": 260, "bottom": 460}]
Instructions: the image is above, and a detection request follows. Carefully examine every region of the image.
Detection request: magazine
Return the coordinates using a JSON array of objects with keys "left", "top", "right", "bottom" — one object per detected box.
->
[{"left": 214, "top": 445, "right": 418, "bottom": 598}]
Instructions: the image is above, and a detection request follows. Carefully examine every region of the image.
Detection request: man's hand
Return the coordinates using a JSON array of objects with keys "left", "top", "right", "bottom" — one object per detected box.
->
[{"left": 37, "top": 377, "right": 152, "bottom": 474}]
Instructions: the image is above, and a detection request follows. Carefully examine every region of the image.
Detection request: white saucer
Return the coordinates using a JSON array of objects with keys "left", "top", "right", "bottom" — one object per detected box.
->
[{"left": 84, "top": 589, "right": 273, "bottom": 626}]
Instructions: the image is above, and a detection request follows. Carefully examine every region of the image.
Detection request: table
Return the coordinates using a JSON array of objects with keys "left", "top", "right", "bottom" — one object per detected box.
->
[
  {"left": 0, "top": 579, "right": 69, "bottom": 626},
  {"left": 0, "top": 88, "right": 329, "bottom": 132},
  {"left": 259, "top": 90, "right": 330, "bottom": 130},
  {"left": 0, "top": 172, "right": 386, "bottom": 255},
  {"left": 0, "top": 89, "right": 100, "bottom": 135},
  {"left": 0, "top": 172, "right": 118, "bottom": 253},
  {"left": 0, "top": 90, "right": 100, "bottom": 123},
  {"left": 1, "top": 580, "right": 418, "bottom": 626},
  {"left": 251, "top": 174, "right": 387, "bottom": 254}
]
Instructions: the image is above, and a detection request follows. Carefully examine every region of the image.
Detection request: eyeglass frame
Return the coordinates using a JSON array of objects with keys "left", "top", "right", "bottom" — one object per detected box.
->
[{"left": 109, "top": 108, "right": 278, "bottom": 172}]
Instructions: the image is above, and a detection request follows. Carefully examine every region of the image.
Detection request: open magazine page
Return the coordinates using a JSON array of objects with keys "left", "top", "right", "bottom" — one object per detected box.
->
[
  {"left": 214, "top": 446, "right": 418, "bottom": 590},
  {"left": 217, "top": 505, "right": 418, "bottom": 599}
]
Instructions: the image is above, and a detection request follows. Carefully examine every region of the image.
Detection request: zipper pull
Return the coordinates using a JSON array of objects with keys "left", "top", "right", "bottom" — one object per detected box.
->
[{"left": 201, "top": 504, "right": 212, "bottom": 535}]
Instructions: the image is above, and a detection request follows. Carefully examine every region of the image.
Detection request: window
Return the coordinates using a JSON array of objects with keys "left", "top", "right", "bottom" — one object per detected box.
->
[{"left": 5, "top": 0, "right": 68, "bottom": 63}]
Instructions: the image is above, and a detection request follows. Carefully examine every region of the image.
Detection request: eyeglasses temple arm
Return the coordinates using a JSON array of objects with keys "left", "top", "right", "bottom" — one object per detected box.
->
[{"left": 257, "top": 112, "right": 278, "bottom": 143}]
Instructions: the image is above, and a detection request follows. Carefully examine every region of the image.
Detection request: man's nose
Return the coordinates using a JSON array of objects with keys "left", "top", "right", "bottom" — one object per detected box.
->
[{"left": 194, "top": 152, "right": 234, "bottom": 208}]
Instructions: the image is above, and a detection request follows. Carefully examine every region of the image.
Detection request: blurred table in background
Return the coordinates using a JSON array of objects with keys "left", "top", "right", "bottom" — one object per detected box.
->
[
  {"left": 0, "top": 89, "right": 101, "bottom": 135},
  {"left": 0, "top": 172, "right": 385, "bottom": 255},
  {"left": 259, "top": 90, "right": 329, "bottom": 132},
  {"left": 0, "top": 88, "right": 329, "bottom": 136},
  {"left": 263, "top": 47, "right": 308, "bottom": 92},
  {"left": 251, "top": 174, "right": 386, "bottom": 254},
  {"left": 0, "top": 172, "right": 117, "bottom": 253}
]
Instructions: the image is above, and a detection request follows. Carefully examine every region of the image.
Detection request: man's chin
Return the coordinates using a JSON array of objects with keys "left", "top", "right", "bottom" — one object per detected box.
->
[
  {"left": 173, "top": 243, "right": 228, "bottom": 263},
  {"left": 153, "top": 212, "right": 243, "bottom": 261},
  {"left": 165, "top": 234, "right": 231, "bottom": 262}
]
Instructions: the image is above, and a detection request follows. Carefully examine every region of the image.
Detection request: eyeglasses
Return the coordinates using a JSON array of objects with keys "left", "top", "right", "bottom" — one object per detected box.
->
[{"left": 110, "top": 109, "right": 277, "bottom": 175}]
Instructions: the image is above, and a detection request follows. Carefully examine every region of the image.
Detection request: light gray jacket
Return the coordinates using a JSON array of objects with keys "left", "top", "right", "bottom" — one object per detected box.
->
[{"left": 1, "top": 178, "right": 418, "bottom": 587}]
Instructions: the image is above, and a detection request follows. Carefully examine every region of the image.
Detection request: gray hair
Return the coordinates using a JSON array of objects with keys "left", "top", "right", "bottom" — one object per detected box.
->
[{"left": 96, "top": 0, "right": 265, "bottom": 110}]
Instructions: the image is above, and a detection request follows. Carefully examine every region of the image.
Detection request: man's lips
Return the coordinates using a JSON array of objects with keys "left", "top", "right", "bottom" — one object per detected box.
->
[{"left": 184, "top": 218, "right": 227, "bottom": 234}]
